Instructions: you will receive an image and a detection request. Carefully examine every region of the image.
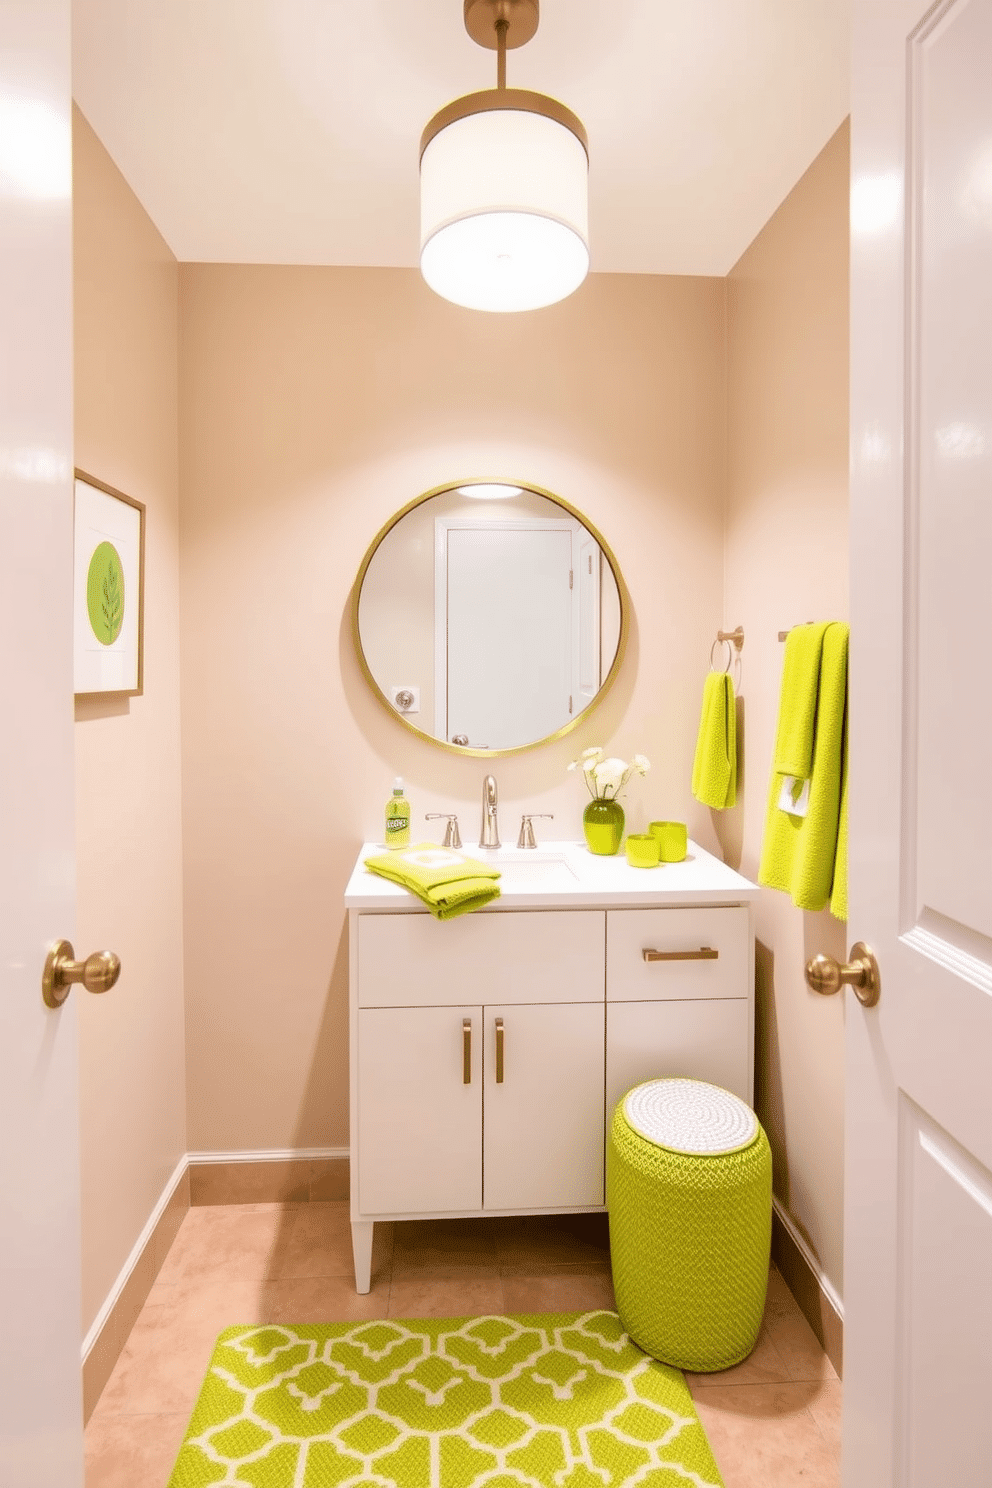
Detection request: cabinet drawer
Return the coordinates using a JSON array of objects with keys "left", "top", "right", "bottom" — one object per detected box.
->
[
  {"left": 606, "top": 907, "right": 749, "bottom": 1002},
  {"left": 358, "top": 910, "right": 605, "bottom": 1008}
]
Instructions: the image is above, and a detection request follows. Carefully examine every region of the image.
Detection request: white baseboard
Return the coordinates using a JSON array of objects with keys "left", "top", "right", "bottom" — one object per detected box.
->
[
  {"left": 772, "top": 1195, "right": 844, "bottom": 1320},
  {"left": 187, "top": 1147, "right": 349, "bottom": 1165},
  {"left": 83, "top": 1147, "right": 351, "bottom": 1364},
  {"left": 81, "top": 1153, "right": 188, "bottom": 1363}
]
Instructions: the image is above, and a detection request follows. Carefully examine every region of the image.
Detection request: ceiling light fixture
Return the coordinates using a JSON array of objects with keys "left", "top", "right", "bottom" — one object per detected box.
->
[{"left": 420, "top": 0, "right": 589, "bottom": 314}]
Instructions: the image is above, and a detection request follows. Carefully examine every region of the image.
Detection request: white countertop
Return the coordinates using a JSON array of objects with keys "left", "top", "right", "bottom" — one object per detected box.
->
[{"left": 344, "top": 839, "right": 759, "bottom": 911}]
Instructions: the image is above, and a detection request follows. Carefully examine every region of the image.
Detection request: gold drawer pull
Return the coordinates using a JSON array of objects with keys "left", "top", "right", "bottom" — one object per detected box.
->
[
  {"left": 642, "top": 946, "right": 719, "bottom": 962},
  {"left": 495, "top": 1017, "right": 505, "bottom": 1083},
  {"left": 463, "top": 1019, "right": 472, "bottom": 1084}
]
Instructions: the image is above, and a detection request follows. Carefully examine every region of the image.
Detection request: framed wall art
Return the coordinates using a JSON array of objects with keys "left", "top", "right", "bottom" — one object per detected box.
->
[{"left": 73, "top": 470, "right": 145, "bottom": 696}]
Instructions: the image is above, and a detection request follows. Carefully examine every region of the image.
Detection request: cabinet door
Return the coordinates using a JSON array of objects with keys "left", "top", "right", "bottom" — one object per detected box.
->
[
  {"left": 606, "top": 999, "right": 751, "bottom": 1121},
  {"left": 483, "top": 1002, "right": 605, "bottom": 1211},
  {"left": 357, "top": 1006, "right": 481, "bottom": 1215}
]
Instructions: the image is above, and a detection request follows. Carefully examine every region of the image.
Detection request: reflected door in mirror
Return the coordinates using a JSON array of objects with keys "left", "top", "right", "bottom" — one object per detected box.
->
[{"left": 441, "top": 522, "right": 578, "bottom": 750}]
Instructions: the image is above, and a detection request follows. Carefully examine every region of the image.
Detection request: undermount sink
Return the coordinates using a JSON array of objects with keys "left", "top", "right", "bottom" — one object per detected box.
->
[{"left": 475, "top": 848, "right": 580, "bottom": 891}]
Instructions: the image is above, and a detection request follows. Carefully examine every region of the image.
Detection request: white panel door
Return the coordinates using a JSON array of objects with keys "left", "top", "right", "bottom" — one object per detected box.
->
[
  {"left": 846, "top": 1, "right": 992, "bottom": 1482},
  {"left": 357, "top": 1007, "right": 482, "bottom": 1214},
  {"left": 0, "top": 2, "right": 84, "bottom": 1483},
  {"left": 606, "top": 1000, "right": 752, "bottom": 1124},
  {"left": 483, "top": 1003, "right": 605, "bottom": 1210},
  {"left": 442, "top": 524, "right": 572, "bottom": 749}
]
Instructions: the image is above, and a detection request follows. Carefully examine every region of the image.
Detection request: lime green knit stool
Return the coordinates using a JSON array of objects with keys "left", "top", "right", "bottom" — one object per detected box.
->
[{"left": 608, "top": 1078, "right": 772, "bottom": 1372}]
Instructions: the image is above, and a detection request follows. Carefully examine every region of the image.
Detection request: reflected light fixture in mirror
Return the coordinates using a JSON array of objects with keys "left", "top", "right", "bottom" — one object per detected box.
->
[
  {"left": 352, "top": 479, "right": 627, "bottom": 756},
  {"left": 420, "top": 0, "right": 589, "bottom": 313},
  {"left": 457, "top": 483, "right": 522, "bottom": 499}
]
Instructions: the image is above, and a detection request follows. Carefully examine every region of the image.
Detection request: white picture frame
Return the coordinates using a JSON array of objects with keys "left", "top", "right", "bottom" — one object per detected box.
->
[{"left": 73, "top": 471, "right": 145, "bottom": 697}]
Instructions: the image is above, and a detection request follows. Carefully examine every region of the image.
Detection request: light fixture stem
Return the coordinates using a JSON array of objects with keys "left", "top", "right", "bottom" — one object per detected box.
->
[{"left": 495, "top": 17, "right": 508, "bottom": 88}]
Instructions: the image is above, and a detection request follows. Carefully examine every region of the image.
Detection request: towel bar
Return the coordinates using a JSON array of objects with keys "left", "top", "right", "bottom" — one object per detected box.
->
[{"left": 778, "top": 620, "right": 817, "bottom": 641}]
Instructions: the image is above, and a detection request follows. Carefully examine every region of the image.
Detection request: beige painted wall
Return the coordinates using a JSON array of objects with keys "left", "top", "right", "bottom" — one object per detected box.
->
[
  {"left": 721, "top": 122, "right": 850, "bottom": 1297},
  {"left": 73, "top": 111, "right": 187, "bottom": 1334},
  {"left": 178, "top": 267, "right": 728, "bottom": 1152}
]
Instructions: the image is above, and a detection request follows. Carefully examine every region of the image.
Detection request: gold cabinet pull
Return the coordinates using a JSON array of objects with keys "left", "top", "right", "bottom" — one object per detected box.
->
[
  {"left": 463, "top": 1019, "right": 472, "bottom": 1083},
  {"left": 642, "top": 946, "right": 719, "bottom": 963},
  {"left": 495, "top": 1017, "right": 505, "bottom": 1083}
]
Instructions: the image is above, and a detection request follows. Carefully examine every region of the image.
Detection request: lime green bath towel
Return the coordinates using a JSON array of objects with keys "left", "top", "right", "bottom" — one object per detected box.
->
[
  {"left": 773, "top": 622, "right": 831, "bottom": 777},
  {"left": 759, "top": 622, "right": 848, "bottom": 916},
  {"left": 692, "top": 670, "right": 737, "bottom": 809},
  {"left": 365, "top": 843, "right": 501, "bottom": 919}
]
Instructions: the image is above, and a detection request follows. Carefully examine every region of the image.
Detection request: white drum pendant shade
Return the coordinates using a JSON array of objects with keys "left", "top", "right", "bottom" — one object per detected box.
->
[{"left": 421, "top": 104, "right": 589, "bottom": 313}]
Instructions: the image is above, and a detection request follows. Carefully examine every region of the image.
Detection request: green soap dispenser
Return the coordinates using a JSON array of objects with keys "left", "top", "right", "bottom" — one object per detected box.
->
[{"left": 385, "top": 777, "right": 410, "bottom": 849}]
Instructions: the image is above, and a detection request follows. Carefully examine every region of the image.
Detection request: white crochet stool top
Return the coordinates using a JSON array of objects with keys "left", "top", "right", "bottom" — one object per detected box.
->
[{"left": 623, "top": 1078, "right": 758, "bottom": 1155}]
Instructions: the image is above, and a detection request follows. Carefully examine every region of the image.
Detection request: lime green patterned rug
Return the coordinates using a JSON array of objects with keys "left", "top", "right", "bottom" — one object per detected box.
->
[{"left": 167, "top": 1310, "right": 725, "bottom": 1487}]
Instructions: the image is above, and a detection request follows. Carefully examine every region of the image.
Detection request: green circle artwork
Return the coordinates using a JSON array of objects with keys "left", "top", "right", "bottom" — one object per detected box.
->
[{"left": 86, "top": 541, "right": 126, "bottom": 646}]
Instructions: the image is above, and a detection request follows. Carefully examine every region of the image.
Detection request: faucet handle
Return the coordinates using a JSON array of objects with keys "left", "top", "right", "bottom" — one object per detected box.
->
[
  {"left": 517, "top": 813, "right": 553, "bottom": 849},
  {"left": 426, "top": 813, "right": 462, "bottom": 849}
]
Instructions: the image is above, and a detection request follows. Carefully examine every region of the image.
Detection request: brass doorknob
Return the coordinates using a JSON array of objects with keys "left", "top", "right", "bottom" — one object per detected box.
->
[
  {"left": 42, "top": 939, "right": 121, "bottom": 1009},
  {"left": 804, "top": 941, "right": 880, "bottom": 1007}
]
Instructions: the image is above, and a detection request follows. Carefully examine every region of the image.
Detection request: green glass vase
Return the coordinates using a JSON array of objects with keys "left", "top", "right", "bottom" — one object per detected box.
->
[{"left": 583, "top": 797, "right": 625, "bottom": 856}]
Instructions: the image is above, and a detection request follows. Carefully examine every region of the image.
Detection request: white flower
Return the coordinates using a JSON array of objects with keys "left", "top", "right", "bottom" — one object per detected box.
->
[
  {"left": 567, "top": 745, "right": 603, "bottom": 774},
  {"left": 569, "top": 745, "right": 651, "bottom": 798},
  {"left": 592, "top": 758, "right": 627, "bottom": 796}
]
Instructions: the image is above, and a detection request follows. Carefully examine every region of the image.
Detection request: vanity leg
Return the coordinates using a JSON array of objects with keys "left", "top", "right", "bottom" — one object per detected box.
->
[{"left": 351, "top": 1219, "right": 374, "bottom": 1294}]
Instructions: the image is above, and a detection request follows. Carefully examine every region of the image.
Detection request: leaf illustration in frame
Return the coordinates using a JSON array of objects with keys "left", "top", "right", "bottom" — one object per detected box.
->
[{"left": 87, "top": 540, "right": 126, "bottom": 645}]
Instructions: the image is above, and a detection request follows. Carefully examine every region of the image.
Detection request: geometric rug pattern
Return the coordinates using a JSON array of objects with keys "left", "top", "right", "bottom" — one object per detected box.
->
[{"left": 166, "top": 1310, "right": 725, "bottom": 1486}]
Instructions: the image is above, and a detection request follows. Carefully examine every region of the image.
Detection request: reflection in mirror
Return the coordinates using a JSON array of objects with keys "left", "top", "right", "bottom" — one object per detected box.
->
[{"left": 355, "top": 482, "right": 623, "bottom": 753}]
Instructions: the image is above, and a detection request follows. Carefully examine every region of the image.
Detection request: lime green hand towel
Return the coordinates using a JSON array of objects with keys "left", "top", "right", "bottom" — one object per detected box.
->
[
  {"left": 773, "top": 622, "right": 831, "bottom": 777},
  {"left": 692, "top": 670, "right": 737, "bottom": 809},
  {"left": 364, "top": 844, "right": 501, "bottom": 919},
  {"left": 759, "top": 622, "right": 849, "bottom": 913}
]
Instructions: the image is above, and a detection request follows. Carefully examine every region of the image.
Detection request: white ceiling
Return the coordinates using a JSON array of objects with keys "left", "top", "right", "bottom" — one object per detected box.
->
[{"left": 71, "top": 1, "right": 849, "bottom": 277}]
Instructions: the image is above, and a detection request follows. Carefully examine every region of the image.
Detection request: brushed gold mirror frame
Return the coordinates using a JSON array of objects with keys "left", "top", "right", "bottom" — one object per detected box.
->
[{"left": 351, "top": 477, "right": 630, "bottom": 758}]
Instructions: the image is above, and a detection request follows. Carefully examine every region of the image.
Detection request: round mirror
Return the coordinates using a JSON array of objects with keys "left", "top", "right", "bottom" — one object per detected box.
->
[{"left": 352, "top": 479, "right": 627, "bottom": 755}]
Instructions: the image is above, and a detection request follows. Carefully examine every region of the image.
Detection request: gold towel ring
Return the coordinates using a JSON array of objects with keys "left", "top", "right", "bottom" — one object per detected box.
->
[
  {"left": 709, "top": 626, "right": 744, "bottom": 686},
  {"left": 710, "top": 636, "right": 734, "bottom": 674}
]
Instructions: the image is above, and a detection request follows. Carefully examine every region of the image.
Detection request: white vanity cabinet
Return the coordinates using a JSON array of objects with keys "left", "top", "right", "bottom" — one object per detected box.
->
[{"left": 346, "top": 841, "right": 758, "bottom": 1293}]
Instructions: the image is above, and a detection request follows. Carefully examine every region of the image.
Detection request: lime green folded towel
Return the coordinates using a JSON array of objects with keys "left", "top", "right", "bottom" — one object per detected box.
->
[
  {"left": 773, "top": 622, "right": 831, "bottom": 777},
  {"left": 692, "top": 670, "right": 737, "bottom": 809},
  {"left": 759, "top": 622, "right": 849, "bottom": 915},
  {"left": 364, "top": 844, "right": 501, "bottom": 920}
]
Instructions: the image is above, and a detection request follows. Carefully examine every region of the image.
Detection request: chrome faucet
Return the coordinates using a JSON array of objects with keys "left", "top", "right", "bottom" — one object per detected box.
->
[{"left": 479, "top": 775, "right": 500, "bottom": 848}]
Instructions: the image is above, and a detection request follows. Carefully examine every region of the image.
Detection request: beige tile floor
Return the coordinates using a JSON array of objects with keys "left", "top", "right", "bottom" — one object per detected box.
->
[{"left": 85, "top": 1202, "right": 841, "bottom": 1487}]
